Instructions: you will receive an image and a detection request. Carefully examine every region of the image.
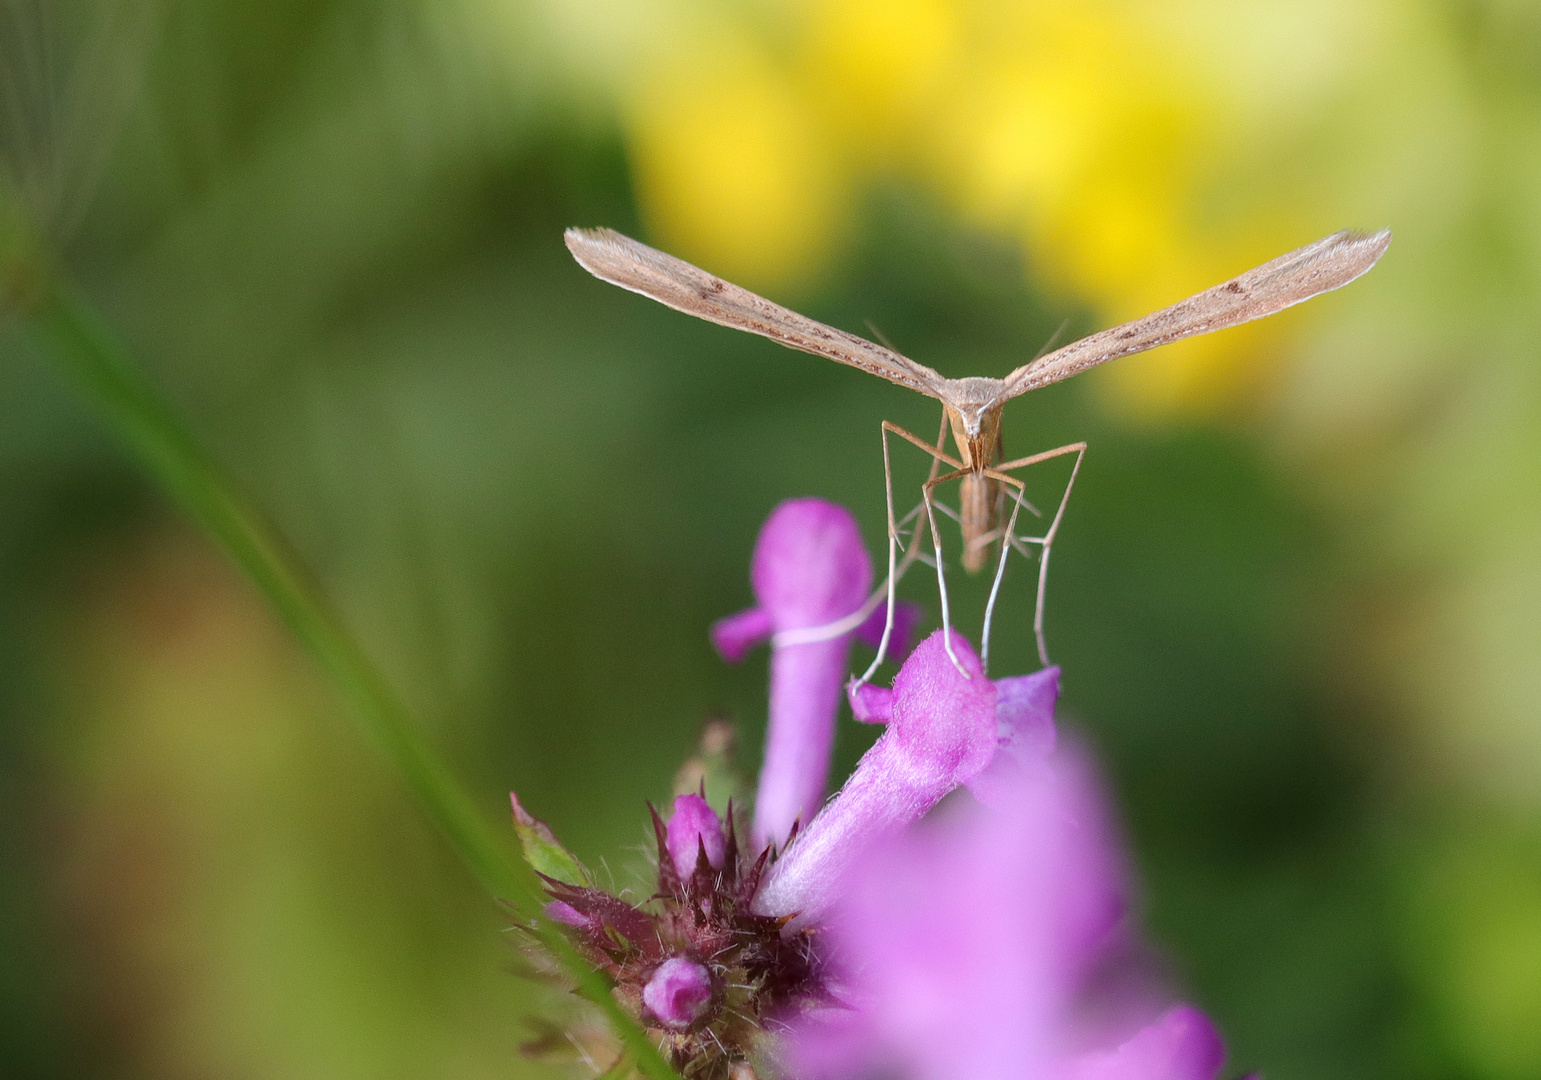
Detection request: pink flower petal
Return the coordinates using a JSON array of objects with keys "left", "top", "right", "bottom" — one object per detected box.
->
[
  {"left": 967, "top": 666, "right": 1060, "bottom": 808},
  {"left": 724, "top": 499, "right": 879, "bottom": 851},
  {"left": 666, "top": 793, "right": 725, "bottom": 877},
  {"left": 754, "top": 630, "right": 997, "bottom": 922},
  {"left": 1068, "top": 1006, "right": 1226, "bottom": 1080},
  {"left": 711, "top": 606, "right": 774, "bottom": 663}
]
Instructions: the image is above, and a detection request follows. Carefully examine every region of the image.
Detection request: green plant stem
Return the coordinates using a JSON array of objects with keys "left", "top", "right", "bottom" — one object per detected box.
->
[{"left": 23, "top": 282, "right": 681, "bottom": 1080}]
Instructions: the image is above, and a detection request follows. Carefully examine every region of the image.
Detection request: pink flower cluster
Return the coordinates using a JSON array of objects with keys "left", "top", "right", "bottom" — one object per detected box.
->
[
  {"left": 518, "top": 496, "right": 1230, "bottom": 1080},
  {"left": 721, "top": 498, "right": 1228, "bottom": 1080}
]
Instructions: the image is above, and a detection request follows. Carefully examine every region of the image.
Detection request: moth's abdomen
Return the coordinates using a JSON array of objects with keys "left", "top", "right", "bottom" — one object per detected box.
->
[{"left": 959, "top": 472, "right": 997, "bottom": 574}]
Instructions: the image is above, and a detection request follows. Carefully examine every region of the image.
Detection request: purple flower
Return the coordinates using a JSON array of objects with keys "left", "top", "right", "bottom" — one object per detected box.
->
[
  {"left": 529, "top": 789, "right": 819, "bottom": 1071},
  {"left": 784, "top": 719, "right": 1225, "bottom": 1080},
  {"left": 754, "top": 629, "right": 1005, "bottom": 923},
  {"left": 522, "top": 495, "right": 1233, "bottom": 1080},
  {"left": 712, "top": 498, "right": 917, "bottom": 851}
]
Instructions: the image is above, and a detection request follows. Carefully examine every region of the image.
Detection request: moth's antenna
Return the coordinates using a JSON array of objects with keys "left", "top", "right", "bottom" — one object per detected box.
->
[
  {"left": 1030, "top": 317, "right": 1072, "bottom": 363},
  {"left": 864, "top": 319, "right": 900, "bottom": 354}
]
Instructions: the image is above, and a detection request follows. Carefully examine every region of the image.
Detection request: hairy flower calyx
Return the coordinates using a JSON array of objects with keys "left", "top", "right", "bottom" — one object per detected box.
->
[{"left": 529, "top": 794, "right": 820, "bottom": 1078}]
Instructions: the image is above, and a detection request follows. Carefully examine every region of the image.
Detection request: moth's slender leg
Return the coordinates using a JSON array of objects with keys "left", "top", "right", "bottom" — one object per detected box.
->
[
  {"left": 963, "top": 491, "right": 1040, "bottom": 551},
  {"left": 855, "top": 415, "right": 954, "bottom": 685},
  {"left": 887, "top": 412, "right": 951, "bottom": 583},
  {"left": 984, "top": 441, "right": 1087, "bottom": 667},
  {"left": 857, "top": 420, "right": 903, "bottom": 686},
  {"left": 885, "top": 415, "right": 965, "bottom": 467},
  {"left": 922, "top": 466, "right": 971, "bottom": 676},
  {"left": 784, "top": 418, "right": 948, "bottom": 658},
  {"left": 876, "top": 414, "right": 970, "bottom": 675},
  {"left": 979, "top": 471, "right": 1030, "bottom": 673},
  {"left": 932, "top": 500, "right": 964, "bottom": 526}
]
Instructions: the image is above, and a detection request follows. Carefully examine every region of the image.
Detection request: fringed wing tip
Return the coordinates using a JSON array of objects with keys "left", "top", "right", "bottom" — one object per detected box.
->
[
  {"left": 564, "top": 225, "right": 622, "bottom": 266},
  {"left": 1322, "top": 227, "right": 1393, "bottom": 280},
  {"left": 1360, "top": 227, "right": 1394, "bottom": 266}
]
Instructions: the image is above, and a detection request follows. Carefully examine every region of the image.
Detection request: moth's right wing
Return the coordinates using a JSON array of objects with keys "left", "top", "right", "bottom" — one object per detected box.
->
[
  {"left": 1002, "top": 229, "right": 1392, "bottom": 398},
  {"left": 565, "top": 227, "right": 947, "bottom": 399}
]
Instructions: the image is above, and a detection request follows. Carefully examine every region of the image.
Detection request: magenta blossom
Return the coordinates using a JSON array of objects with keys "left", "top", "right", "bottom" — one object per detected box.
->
[
  {"left": 784, "top": 715, "right": 1225, "bottom": 1080},
  {"left": 519, "top": 784, "right": 820, "bottom": 1073},
  {"left": 754, "top": 629, "right": 1003, "bottom": 923},
  {"left": 713, "top": 498, "right": 918, "bottom": 851},
  {"left": 519, "top": 495, "right": 1231, "bottom": 1080}
]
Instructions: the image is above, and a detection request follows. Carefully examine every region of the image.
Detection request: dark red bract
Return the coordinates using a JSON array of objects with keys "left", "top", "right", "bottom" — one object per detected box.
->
[{"left": 539, "top": 803, "right": 821, "bottom": 1079}]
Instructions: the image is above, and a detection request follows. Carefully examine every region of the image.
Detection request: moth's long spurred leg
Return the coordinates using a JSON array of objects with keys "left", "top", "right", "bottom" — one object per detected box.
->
[
  {"left": 921, "top": 465, "right": 971, "bottom": 676},
  {"left": 984, "top": 441, "right": 1087, "bottom": 667},
  {"left": 856, "top": 419, "right": 904, "bottom": 686},
  {"left": 853, "top": 415, "right": 956, "bottom": 685},
  {"left": 979, "top": 470, "right": 1030, "bottom": 674}
]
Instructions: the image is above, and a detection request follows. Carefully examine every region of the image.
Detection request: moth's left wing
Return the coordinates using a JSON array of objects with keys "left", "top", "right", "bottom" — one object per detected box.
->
[{"left": 566, "top": 227, "right": 948, "bottom": 398}]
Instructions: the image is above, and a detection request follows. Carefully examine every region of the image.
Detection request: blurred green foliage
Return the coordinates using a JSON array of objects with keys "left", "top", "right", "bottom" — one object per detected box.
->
[{"left": 3, "top": 2, "right": 1541, "bottom": 1080}]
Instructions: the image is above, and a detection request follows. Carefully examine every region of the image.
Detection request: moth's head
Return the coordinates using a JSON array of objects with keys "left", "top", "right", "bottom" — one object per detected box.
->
[{"left": 944, "top": 378, "right": 1007, "bottom": 437}]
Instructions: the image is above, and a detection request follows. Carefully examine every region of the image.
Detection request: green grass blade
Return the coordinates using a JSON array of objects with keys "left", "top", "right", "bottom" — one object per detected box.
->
[{"left": 22, "top": 283, "right": 682, "bottom": 1080}]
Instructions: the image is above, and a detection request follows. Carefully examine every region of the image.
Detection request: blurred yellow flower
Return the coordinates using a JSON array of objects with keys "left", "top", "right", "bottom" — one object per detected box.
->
[
  {"left": 625, "top": 33, "right": 846, "bottom": 290},
  {"left": 796, "top": 0, "right": 962, "bottom": 162}
]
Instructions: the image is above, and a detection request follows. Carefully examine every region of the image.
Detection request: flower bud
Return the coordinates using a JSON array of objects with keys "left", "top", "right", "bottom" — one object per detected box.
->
[
  {"left": 643, "top": 957, "right": 714, "bottom": 1030},
  {"left": 666, "top": 793, "right": 725, "bottom": 878}
]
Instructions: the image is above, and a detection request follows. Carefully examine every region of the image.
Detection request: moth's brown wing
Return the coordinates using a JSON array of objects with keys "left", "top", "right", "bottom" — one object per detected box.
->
[
  {"left": 1003, "top": 229, "right": 1392, "bottom": 398},
  {"left": 565, "top": 227, "right": 947, "bottom": 399}
]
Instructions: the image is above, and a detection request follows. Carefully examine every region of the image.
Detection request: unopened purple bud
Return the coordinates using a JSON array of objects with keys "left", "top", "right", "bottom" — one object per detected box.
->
[
  {"left": 643, "top": 956, "right": 714, "bottom": 1030},
  {"left": 544, "top": 900, "right": 588, "bottom": 928},
  {"left": 755, "top": 630, "right": 998, "bottom": 921},
  {"left": 666, "top": 794, "right": 725, "bottom": 877}
]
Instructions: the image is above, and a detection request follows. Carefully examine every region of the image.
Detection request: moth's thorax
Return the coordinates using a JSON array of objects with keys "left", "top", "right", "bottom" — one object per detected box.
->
[
  {"left": 942, "top": 377, "right": 1008, "bottom": 412},
  {"left": 942, "top": 385, "right": 1005, "bottom": 471}
]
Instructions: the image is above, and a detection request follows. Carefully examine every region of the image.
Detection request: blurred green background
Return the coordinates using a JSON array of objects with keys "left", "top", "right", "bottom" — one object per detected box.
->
[{"left": 3, "top": 1, "right": 1541, "bottom": 1078}]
